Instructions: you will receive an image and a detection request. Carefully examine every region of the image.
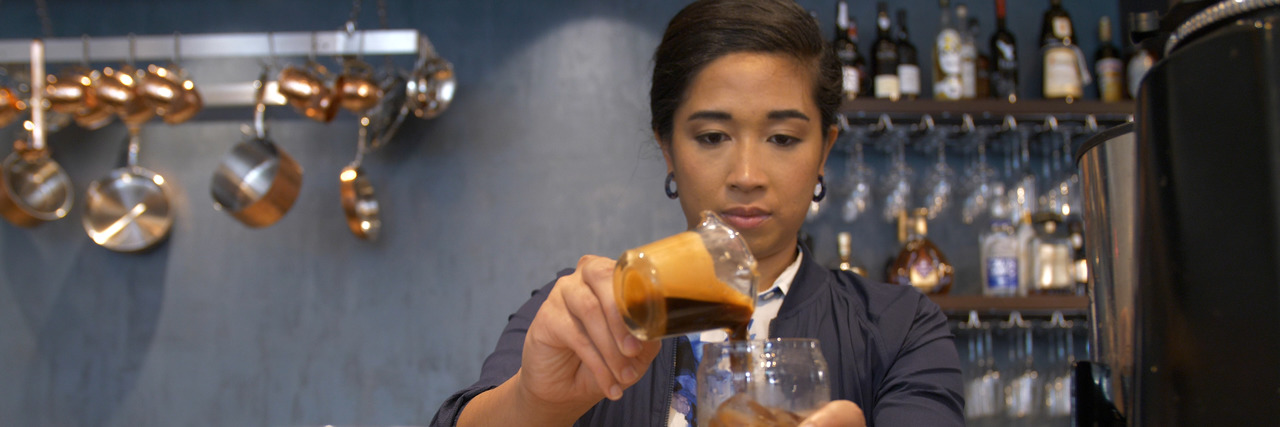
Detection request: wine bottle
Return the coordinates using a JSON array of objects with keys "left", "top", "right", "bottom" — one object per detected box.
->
[
  {"left": 1041, "top": 0, "right": 1084, "bottom": 101},
  {"left": 1127, "top": 11, "right": 1161, "bottom": 99},
  {"left": 957, "top": 4, "right": 977, "bottom": 99},
  {"left": 933, "top": 0, "right": 963, "bottom": 101},
  {"left": 970, "top": 17, "right": 991, "bottom": 98},
  {"left": 1095, "top": 16, "right": 1125, "bottom": 102},
  {"left": 896, "top": 10, "right": 921, "bottom": 100},
  {"left": 990, "top": 0, "right": 1019, "bottom": 102},
  {"left": 873, "top": 2, "right": 901, "bottom": 100},
  {"left": 834, "top": 1, "right": 866, "bottom": 100}
]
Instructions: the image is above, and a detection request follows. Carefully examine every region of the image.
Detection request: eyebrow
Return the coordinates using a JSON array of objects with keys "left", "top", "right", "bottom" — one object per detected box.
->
[{"left": 685, "top": 109, "right": 812, "bottom": 122}]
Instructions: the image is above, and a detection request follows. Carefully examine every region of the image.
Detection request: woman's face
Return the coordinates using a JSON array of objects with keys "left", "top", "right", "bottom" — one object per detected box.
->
[{"left": 660, "top": 52, "right": 836, "bottom": 263}]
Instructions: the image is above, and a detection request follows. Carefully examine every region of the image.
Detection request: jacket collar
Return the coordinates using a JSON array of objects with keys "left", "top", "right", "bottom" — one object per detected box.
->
[{"left": 775, "top": 242, "right": 830, "bottom": 318}]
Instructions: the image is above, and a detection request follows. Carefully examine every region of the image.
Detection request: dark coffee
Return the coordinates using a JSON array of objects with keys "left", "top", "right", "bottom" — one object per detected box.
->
[{"left": 624, "top": 295, "right": 753, "bottom": 339}]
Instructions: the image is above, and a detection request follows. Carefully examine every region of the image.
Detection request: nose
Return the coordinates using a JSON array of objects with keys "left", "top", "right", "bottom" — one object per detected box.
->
[{"left": 726, "top": 140, "right": 767, "bottom": 194}]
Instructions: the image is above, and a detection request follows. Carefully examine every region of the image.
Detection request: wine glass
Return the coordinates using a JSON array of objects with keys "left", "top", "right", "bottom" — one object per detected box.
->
[
  {"left": 919, "top": 116, "right": 954, "bottom": 220},
  {"left": 876, "top": 116, "right": 912, "bottom": 223},
  {"left": 1043, "top": 312, "right": 1074, "bottom": 424},
  {"left": 841, "top": 138, "right": 875, "bottom": 223},
  {"left": 1003, "top": 312, "right": 1041, "bottom": 426}
]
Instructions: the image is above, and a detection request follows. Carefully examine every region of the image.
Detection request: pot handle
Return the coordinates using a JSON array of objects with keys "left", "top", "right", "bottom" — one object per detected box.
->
[
  {"left": 29, "top": 39, "right": 45, "bottom": 152},
  {"left": 252, "top": 68, "right": 268, "bottom": 140}
]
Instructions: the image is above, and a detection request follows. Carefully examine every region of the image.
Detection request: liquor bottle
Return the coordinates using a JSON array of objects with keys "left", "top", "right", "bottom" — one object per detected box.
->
[
  {"left": 896, "top": 10, "right": 921, "bottom": 100},
  {"left": 1095, "top": 16, "right": 1125, "bottom": 102},
  {"left": 957, "top": 4, "right": 977, "bottom": 99},
  {"left": 834, "top": 231, "right": 868, "bottom": 277},
  {"left": 889, "top": 208, "right": 954, "bottom": 294},
  {"left": 990, "top": 0, "right": 1019, "bottom": 102},
  {"left": 1127, "top": 11, "right": 1161, "bottom": 99},
  {"left": 1015, "top": 211, "right": 1035, "bottom": 295},
  {"left": 1028, "top": 212, "right": 1074, "bottom": 294},
  {"left": 873, "top": 2, "right": 901, "bottom": 100},
  {"left": 933, "top": 0, "right": 963, "bottom": 101},
  {"left": 1040, "top": 0, "right": 1086, "bottom": 101},
  {"left": 981, "top": 218, "right": 1019, "bottom": 296},
  {"left": 834, "top": 1, "right": 868, "bottom": 100},
  {"left": 970, "top": 17, "right": 991, "bottom": 98}
]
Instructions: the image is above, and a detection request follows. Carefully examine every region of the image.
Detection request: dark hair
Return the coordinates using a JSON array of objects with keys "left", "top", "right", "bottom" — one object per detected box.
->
[{"left": 650, "top": 0, "right": 842, "bottom": 144}]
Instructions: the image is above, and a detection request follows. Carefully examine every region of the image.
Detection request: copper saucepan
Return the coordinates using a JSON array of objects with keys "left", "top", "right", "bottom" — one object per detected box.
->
[
  {"left": 82, "top": 126, "right": 173, "bottom": 252},
  {"left": 210, "top": 70, "right": 303, "bottom": 228},
  {"left": 339, "top": 117, "right": 380, "bottom": 240},
  {"left": 0, "top": 39, "right": 73, "bottom": 227}
]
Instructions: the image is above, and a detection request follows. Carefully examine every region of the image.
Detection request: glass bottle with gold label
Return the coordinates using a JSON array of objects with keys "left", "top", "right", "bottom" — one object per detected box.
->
[
  {"left": 834, "top": 231, "right": 868, "bottom": 277},
  {"left": 889, "top": 208, "right": 954, "bottom": 294}
]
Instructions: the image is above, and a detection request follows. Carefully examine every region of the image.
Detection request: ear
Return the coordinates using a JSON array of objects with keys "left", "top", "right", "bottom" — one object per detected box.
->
[
  {"left": 818, "top": 124, "right": 839, "bottom": 177},
  {"left": 656, "top": 130, "right": 675, "bottom": 174}
]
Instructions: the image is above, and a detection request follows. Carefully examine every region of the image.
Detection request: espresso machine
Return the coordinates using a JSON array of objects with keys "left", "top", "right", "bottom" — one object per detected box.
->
[{"left": 1075, "top": 0, "right": 1280, "bottom": 425}]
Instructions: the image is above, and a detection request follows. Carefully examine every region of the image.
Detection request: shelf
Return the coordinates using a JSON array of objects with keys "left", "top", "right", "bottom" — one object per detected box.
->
[
  {"left": 839, "top": 98, "right": 1134, "bottom": 125},
  {"left": 0, "top": 30, "right": 421, "bottom": 64},
  {"left": 928, "top": 294, "right": 1089, "bottom": 318}
]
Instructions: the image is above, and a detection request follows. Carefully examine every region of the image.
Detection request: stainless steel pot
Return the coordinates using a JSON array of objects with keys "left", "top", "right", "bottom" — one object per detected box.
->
[
  {"left": 0, "top": 39, "right": 73, "bottom": 228},
  {"left": 210, "top": 71, "right": 303, "bottom": 228},
  {"left": 82, "top": 126, "right": 173, "bottom": 252}
]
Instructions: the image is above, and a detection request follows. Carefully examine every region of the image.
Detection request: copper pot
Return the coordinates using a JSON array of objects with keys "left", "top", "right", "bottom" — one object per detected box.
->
[
  {"left": 210, "top": 71, "right": 304, "bottom": 228},
  {"left": 339, "top": 117, "right": 380, "bottom": 240}
]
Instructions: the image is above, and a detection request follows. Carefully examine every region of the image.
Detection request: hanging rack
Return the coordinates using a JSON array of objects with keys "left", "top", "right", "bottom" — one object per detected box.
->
[{"left": 0, "top": 30, "right": 422, "bottom": 107}]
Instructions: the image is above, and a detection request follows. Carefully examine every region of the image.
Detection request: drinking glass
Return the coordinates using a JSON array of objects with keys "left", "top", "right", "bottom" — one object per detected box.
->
[
  {"left": 1043, "top": 312, "right": 1074, "bottom": 425},
  {"left": 1003, "top": 312, "right": 1041, "bottom": 427},
  {"left": 880, "top": 129, "right": 913, "bottom": 223},
  {"left": 841, "top": 136, "right": 874, "bottom": 223},
  {"left": 920, "top": 122, "right": 954, "bottom": 220},
  {"left": 961, "top": 135, "right": 997, "bottom": 224},
  {"left": 697, "top": 339, "right": 831, "bottom": 427},
  {"left": 613, "top": 211, "right": 759, "bottom": 341}
]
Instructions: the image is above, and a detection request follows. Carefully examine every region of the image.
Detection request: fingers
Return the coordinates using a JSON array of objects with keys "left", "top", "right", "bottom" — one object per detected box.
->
[
  {"left": 799, "top": 400, "right": 866, "bottom": 427},
  {"left": 576, "top": 255, "right": 644, "bottom": 357},
  {"left": 560, "top": 270, "right": 636, "bottom": 393}
]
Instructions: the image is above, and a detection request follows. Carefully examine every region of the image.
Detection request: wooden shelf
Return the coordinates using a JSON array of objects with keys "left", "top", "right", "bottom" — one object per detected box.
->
[
  {"left": 928, "top": 294, "right": 1089, "bottom": 318},
  {"left": 839, "top": 98, "right": 1134, "bottom": 124}
]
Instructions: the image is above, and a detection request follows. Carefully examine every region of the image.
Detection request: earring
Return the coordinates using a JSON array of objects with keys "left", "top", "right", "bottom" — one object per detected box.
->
[
  {"left": 665, "top": 172, "right": 678, "bottom": 199},
  {"left": 813, "top": 176, "right": 826, "bottom": 202}
]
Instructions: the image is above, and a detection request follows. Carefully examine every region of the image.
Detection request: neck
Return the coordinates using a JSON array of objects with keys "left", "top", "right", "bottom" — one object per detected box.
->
[{"left": 755, "top": 240, "right": 799, "bottom": 292}]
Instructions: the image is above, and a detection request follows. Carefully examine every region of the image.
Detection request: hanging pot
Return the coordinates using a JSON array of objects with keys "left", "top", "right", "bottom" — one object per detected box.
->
[
  {"left": 0, "top": 39, "right": 73, "bottom": 227},
  {"left": 339, "top": 117, "right": 380, "bottom": 240},
  {"left": 366, "top": 68, "right": 409, "bottom": 150},
  {"left": 82, "top": 126, "right": 173, "bottom": 252},
  {"left": 209, "top": 70, "right": 303, "bottom": 228},
  {"left": 407, "top": 36, "right": 456, "bottom": 119}
]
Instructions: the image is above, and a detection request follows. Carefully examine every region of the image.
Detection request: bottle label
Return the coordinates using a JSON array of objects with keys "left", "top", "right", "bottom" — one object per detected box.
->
[
  {"left": 1053, "top": 16, "right": 1072, "bottom": 40},
  {"left": 936, "top": 29, "right": 962, "bottom": 75},
  {"left": 1043, "top": 46, "right": 1081, "bottom": 98},
  {"left": 898, "top": 64, "right": 921, "bottom": 95},
  {"left": 1097, "top": 57, "right": 1124, "bottom": 102},
  {"left": 961, "top": 55, "right": 977, "bottom": 98},
  {"left": 986, "top": 256, "right": 1019, "bottom": 291},
  {"left": 935, "top": 76, "right": 962, "bottom": 100},
  {"left": 842, "top": 65, "right": 861, "bottom": 98},
  {"left": 875, "top": 74, "right": 901, "bottom": 100}
]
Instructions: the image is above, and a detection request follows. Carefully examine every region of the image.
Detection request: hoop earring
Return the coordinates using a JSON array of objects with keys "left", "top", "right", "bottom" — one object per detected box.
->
[
  {"left": 665, "top": 172, "right": 678, "bottom": 199},
  {"left": 813, "top": 176, "right": 826, "bottom": 202}
]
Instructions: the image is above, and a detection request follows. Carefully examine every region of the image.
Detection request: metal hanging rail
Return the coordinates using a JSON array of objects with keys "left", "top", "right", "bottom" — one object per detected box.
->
[
  {"left": 0, "top": 29, "right": 420, "bottom": 63},
  {"left": 0, "top": 30, "right": 422, "bottom": 108}
]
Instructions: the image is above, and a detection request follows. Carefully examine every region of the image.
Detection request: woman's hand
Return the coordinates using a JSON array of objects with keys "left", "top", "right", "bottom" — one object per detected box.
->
[
  {"left": 799, "top": 400, "right": 866, "bottom": 427},
  {"left": 519, "top": 255, "right": 663, "bottom": 416}
]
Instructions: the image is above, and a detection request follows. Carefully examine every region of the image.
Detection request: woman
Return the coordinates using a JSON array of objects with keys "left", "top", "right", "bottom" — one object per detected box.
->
[{"left": 433, "top": 1, "right": 964, "bottom": 426}]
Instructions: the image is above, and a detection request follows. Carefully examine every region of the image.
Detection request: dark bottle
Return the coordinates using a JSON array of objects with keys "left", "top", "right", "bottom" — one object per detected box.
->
[
  {"left": 872, "top": 2, "right": 901, "bottom": 100},
  {"left": 970, "top": 17, "right": 991, "bottom": 98},
  {"left": 834, "top": 1, "right": 868, "bottom": 100},
  {"left": 990, "top": 0, "right": 1019, "bottom": 102},
  {"left": 896, "top": 10, "right": 921, "bottom": 100},
  {"left": 889, "top": 208, "right": 954, "bottom": 294},
  {"left": 1041, "top": 0, "right": 1083, "bottom": 101},
  {"left": 1127, "top": 11, "right": 1161, "bottom": 99},
  {"left": 1095, "top": 15, "right": 1125, "bottom": 102}
]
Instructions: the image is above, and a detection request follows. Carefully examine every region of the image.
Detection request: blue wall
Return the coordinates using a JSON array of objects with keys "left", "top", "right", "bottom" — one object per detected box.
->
[{"left": 0, "top": 1, "right": 1117, "bottom": 425}]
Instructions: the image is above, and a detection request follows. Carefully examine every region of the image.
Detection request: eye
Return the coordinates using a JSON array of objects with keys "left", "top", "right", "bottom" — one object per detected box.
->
[
  {"left": 768, "top": 134, "right": 801, "bottom": 146},
  {"left": 695, "top": 132, "right": 729, "bottom": 146}
]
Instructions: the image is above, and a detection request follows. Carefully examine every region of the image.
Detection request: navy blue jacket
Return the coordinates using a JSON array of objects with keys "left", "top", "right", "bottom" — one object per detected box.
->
[{"left": 432, "top": 245, "right": 965, "bottom": 426}]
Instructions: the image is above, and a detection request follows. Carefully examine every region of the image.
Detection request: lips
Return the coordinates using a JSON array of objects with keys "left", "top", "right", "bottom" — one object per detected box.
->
[{"left": 721, "top": 206, "right": 771, "bottom": 231}]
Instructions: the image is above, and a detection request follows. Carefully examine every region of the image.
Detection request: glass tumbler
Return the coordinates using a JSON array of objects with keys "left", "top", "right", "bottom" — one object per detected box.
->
[
  {"left": 697, "top": 339, "right": 832, "bottom": 427},
  {"left": 614, "top": 211, "right": 759, "bottom": 341}
]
